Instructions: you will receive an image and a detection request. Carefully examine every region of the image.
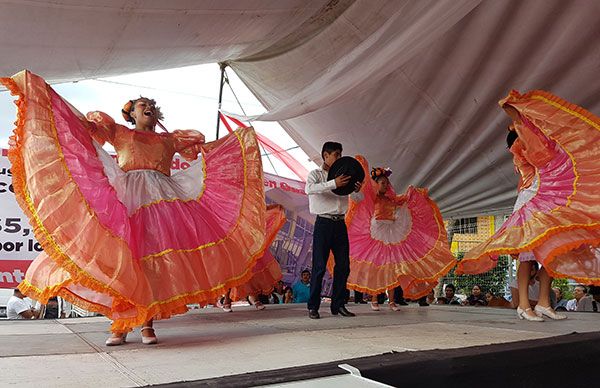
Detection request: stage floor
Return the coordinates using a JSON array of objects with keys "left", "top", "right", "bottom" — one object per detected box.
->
[{"left": 1, "top": 303, "right": 598, "bottom": 387}]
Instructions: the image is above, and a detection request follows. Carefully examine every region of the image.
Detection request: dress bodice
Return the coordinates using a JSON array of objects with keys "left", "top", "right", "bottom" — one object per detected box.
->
[
  {"left": 374, "top": 194, "right": 407, "bottom": 221},
  {"left": 86, "top": 111, "right": 204, "bottom": 176}
]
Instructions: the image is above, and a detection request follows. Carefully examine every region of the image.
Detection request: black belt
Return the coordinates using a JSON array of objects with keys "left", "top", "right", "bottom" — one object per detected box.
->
[{"left": 318, "top": 214, "right": 345, "bottom": 221}]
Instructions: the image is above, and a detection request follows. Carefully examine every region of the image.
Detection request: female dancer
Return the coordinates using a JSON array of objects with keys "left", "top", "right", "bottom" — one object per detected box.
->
[
  {"left": 330, "top": 158, "right": 456, "bottom": 309},
  {"left": 2, "top": 70, "right": 268, "bottom": 345},
  {"left": 457, "top": 90, "right": 600, "bottom": 321}
]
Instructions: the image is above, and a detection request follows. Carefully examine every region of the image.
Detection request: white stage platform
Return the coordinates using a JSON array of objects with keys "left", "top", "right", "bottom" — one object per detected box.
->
[{"left": 1, "top": 303, "right": 597, "bottom": 387}]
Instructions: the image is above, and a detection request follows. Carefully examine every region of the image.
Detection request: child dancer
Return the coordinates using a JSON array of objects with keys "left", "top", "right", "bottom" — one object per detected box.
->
[{"left": 334, "top": 159, "right": 455, "bottom": 309}]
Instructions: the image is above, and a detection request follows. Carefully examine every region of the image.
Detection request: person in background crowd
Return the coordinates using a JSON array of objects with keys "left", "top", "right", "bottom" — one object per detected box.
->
[
  {"left": 567, "top": 285, "right": 594, "bottom": 312},
  {"left": 463, "top": 285, "right": 488, "bottom": 306},
  {"left": 271, "top": 281, "right": 285, "bottom": 304},
  {"left": 553, "top": 287, "right": 568, "bottom": 310},
  {"left": 292, "top": 270, "right": 311, "bottom": 304},
  {"left": 425, "top": 290, "right": 436, "bottom": 305},
  {"left": 485, "top": 291, "right": 511, "bottom": 308},
  {"left": 283, "top": 287, "right": 294, "bottom": 304},
  {"left": 436, "top": 284, "right": 461, "bottom": 305},
  {"left": 7, "top": 289, "right": 39, "bottom": 320}
]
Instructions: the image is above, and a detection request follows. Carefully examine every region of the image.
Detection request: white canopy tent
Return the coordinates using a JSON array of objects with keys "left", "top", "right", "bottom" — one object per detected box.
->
[{"left": 2, "top": 0, "right": 599, "bottom": 217}]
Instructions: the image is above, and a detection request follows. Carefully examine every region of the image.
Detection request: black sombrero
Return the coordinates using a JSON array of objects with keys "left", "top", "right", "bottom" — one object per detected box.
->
[{"left": 327, "top": 156, "right": 365, "bottom": 196}]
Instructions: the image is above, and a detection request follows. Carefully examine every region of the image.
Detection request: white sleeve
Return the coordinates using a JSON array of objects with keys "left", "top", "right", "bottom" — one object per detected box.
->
[
  {"left": 14, "top": 299, "right": 31, "bottom": 315},
  {"left": 305, "top": 170, "right": 336, "bottom": 194}
]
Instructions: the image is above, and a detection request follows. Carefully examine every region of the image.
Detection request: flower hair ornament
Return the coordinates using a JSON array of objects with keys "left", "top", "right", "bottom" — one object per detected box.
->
[{"left": 371, "top": 167, "right": 392, "bottom": 180}]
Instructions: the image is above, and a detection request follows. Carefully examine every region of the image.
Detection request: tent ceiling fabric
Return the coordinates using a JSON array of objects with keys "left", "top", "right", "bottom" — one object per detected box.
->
[
  {"left": 2, "top": 0, "right": 600, "bottom": 217},
  {"left": 0, "top": 0, "right": 340, "bottom": 82},
  {"left": 229, "top": 0, "right": 600, "bottom": 217}
]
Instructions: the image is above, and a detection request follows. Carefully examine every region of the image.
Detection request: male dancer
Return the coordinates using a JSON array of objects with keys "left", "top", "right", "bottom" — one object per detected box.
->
[{"left": 305, "top": 142, "right": 362, "bottom": 319}]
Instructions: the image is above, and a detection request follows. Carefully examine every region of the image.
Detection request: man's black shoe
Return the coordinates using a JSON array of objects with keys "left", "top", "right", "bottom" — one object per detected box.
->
[
  {"left": 397, "top": 300, "right": 409, "bottom": 306},
  {"left": 309, "top": 310, "right": 320, "bottom": 319},
  {"left": 337, "top": 306, "right": 355, "bottom": 317},
  {"left": 418, "top": 300, "right": 429, "bottom": 307}
]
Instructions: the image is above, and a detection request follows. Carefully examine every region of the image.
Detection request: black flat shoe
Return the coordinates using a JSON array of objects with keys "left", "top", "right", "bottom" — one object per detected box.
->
[
  {"left": 338, "top": 306, "right": 356, "bottom": 317},
  {"left": 397, "top": 300, "right": 408, "bottom": 306},
  {"left": 309, "top": 309, "right": 320, "bottom": 319}
]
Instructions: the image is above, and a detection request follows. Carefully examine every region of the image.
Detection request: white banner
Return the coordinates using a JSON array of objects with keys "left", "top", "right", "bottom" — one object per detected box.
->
[{"left": 1, "top": 149, "right": 40, "bottom": 287}]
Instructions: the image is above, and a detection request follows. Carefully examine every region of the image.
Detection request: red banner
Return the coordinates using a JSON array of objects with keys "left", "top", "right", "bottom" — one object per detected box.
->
[{"left": 0, "top": 260, "right": 31, "bottom": 288}]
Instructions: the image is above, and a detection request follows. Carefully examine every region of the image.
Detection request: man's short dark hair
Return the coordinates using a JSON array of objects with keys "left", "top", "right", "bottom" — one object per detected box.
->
[
  {"left": 445, "top": 284, "right": 455, "bottom": 292},
  {"left": 301, "top": 269, "right": 310, "bottom": 275},
  {"left": 321, "top": 142, "right": 342, "bottom": 159}
]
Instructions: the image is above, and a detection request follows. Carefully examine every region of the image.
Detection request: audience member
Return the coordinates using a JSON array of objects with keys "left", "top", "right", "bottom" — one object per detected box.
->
[
  {"left": 552, "top": 287, "right": 568, "bottom": 310},
  {"left": 271, "top": 280, "right": 285, "bottom": 304},
  {"left": 292, "top": 270, "right": 311, "bottom": 303},
  {"left": 425, "top": 290, "right": 436, "bottom": 305},
  {"left": 6, "top": 289, "right": 39, "bottom": 319},
  {"left": 485, "top": 291, "right": 511, "bottom": 308},
  {"left": 436, "top": 284, "right": 461, "bottom": 305},
  {"left": 567, "top": 285, "right": 594, "bottom": 312},
  {"left": 463, "top": 284, "right": 488, "bottom": 306},
  {"left": 283, "top": 287, "right": 294, "bottom": 303}
]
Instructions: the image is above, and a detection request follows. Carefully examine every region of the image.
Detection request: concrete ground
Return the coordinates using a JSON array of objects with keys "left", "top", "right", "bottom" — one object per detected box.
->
[{"left": 0, "top": 303, "right": 597, "bottom": 387}]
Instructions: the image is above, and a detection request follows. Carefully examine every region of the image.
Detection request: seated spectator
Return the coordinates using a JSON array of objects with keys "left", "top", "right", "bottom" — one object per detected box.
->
[
  {"left": 270, "top": 280, "right": 285, "bottom": 304},
  {"left": 283, "top": 287, "right": 294, "bottom": 303},
  {"left": 436, "top": 284, "right": 461, "bottom": 305},
  {"left": 567, "top": 285, "right": 594, "bottom": 312},
  {"left": 485, "top": 291, "right": 511, "bottom": 308},
  {"left": 425, "top": 290, "right": 436, "bottom": 305},
  {"left": 292, "top": 270, "right": 311, "bottom": 303},
  {"left": 463, "top": 285, "right": 488, "bottom": 306},
  {"left": 552, "top": 287, "right": 568, "bottom": 310},
  {"left": 6, "top": 289, "right": 39, "bottom": 319}
]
